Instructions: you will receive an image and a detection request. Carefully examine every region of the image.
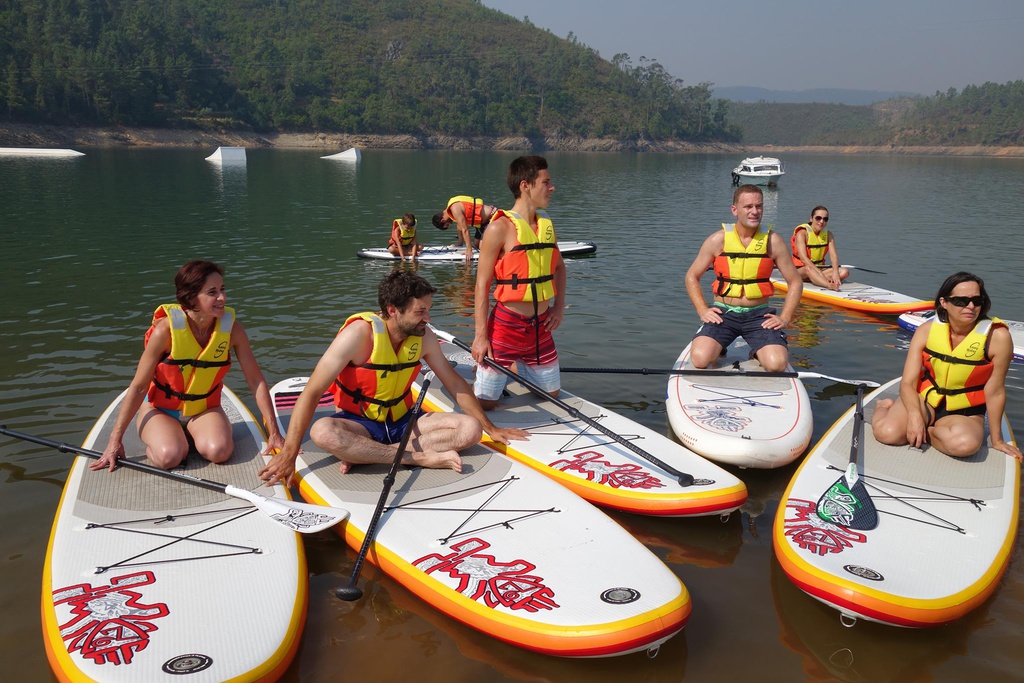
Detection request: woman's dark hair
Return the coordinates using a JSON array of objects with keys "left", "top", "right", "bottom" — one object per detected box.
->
[
  {"left": 934, "top": 271, "right": 991, "bottom": 322},
  {"left": 175, "top": 260, "right": 224, "bottom": 310}
]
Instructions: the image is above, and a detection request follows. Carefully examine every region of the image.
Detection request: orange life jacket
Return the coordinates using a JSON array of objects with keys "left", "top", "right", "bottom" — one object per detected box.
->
[
  {"left": 329, "top": 313, "right": 423, "bottom": 422},
  {"left": 713, "top": 223, "right": 775, "bottom": 299},
  {"left": 446, "top": 196, "right": 490, "bottom": 229},
  {"left": 493, "top": 209, "right": 560, "bottom": 304},
  {"left": 146, "top": 304, "right": 233, "bottom": 417},
  {"left": 790, "top": 223, "right": 830, "bottom": 267},
  {"left": 919, "top": 318, "right": 1004, "bottom": 411}
]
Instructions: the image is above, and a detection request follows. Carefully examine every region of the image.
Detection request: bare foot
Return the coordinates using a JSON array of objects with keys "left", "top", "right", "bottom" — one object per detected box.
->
[
  {"left": 338, "top": 461, "right": 354, "bottom": 475},
  {"left": 875, "top": 398, "right": 894, "bottom": 410},
  {"left": 411, "top": 449, "right": 463, "bottom": 472}
]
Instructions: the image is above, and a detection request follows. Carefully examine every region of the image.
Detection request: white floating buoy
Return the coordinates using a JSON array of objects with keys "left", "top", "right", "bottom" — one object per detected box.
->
[
  {"left": 0, "top": 148, "right": 84, "bottom": 157},
  {"left": 321, "top": 147, "right": 361, "bottom": 161},
  {"left": 206, "top": 147, "right": 247, "bottom": 163}
]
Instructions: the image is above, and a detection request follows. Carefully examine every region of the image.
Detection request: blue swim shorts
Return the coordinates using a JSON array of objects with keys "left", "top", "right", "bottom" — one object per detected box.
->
[{"left": 329, "top": 410, "right": 412, "bottom": 444}]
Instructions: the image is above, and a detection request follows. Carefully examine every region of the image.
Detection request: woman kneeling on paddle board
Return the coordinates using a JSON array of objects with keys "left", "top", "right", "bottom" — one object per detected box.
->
[
  {"left": 91, "top": 260, "right": 284, "bottom": 471},
  {"left": 872, "top": 271, "right": 1021, "bottom": 460}
]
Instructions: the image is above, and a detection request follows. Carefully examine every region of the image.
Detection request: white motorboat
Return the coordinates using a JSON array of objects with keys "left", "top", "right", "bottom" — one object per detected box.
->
[{"left": 732, "top": 156, "right": 784, "bottom": 186}]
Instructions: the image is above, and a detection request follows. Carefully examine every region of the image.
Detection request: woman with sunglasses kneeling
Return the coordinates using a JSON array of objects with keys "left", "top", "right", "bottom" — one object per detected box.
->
[
  {"left": 872, "top": 271, "right": 1021, "bottom": 460},
  {"left": 790, "top": 205, "right": 850, "bottom": 291}
]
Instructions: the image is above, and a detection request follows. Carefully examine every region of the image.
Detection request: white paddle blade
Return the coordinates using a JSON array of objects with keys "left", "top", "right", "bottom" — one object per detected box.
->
[
  {"left": 225, "top": 485, "right": 349, "bottom": 534},
  {"left": 797, "top": 371, "right": 880, "bottom": 388}
]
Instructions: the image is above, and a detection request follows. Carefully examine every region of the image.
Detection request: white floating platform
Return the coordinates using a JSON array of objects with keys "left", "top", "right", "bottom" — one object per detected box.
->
[
  {"left": 0, "top": 148, "right": 84, "bottom": 157},
  {"left": 321, "top": 147, "right": 361, "bottom": 161},
  {"left": 206, "top": 146, "right": 247, "bottom": 163}
]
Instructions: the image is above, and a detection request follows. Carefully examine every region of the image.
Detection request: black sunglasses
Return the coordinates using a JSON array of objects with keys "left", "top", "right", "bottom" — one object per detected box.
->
[
  {"left": 946, "top": 295, "right": 984, "bottom": 308},
  {"left": 812, "top": 215, "right": 829, "bottom": 222}
]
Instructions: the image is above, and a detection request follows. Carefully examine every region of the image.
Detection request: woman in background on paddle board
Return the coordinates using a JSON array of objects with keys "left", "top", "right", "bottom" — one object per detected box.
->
[
  {"left": 872, "top": 271, "right": 1021, "bottom": 460},
  {"left": 790, "top": 206, "right": 849, "bottom": 291},
  {"left": 91, "top": 260, "right": 284, "bottom": 472}
]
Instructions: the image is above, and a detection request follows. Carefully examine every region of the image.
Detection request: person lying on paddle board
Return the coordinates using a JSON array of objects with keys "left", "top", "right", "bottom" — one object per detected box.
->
[
  {"left": 387, "top": 213, "right": 423, "bottom": 260},
  {"left": 872, "top": 272, "right": 1021, "bottom": 460},
  {"left": 258, "top": 271, "right": 527, "bottom": 486},
  {"left": 432, "top": 195, "right": 497, "bottom": 262},
  {"left": 472, "top": 155, "right": 565, "bottom": 410},
  {"left": 92, "top": 260, "right": 284, "bottom": 472},
  {"left": 791, "top": 205, "right": 850, "bottom": 291},
  {"left": 683, "top": 184, "right": 803, "bottom": 373}
]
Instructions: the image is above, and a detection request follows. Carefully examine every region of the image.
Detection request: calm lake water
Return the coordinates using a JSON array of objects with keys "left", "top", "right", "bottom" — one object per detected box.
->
[{"left": 3, "top": 148, "right": 1024, "bottom": 682}]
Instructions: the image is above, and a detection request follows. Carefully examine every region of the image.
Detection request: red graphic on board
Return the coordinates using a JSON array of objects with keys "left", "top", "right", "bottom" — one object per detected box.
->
[
  {"left": 52, "top": 571, "right": 169, "bottom": 666},
  {"left": 549, "top": 450, "right": 666, "bottom": 489},
  {"left": 414, "top": 538, "right": 559, "bottom": 612},
  {"left": 782, "top": 498, "right": 868, "bottom": 556}
]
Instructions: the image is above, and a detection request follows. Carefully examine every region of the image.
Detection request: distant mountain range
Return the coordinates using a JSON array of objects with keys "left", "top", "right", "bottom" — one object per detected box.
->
[{"left": 713, "top": 86, "right": 921, "bottom": 106}]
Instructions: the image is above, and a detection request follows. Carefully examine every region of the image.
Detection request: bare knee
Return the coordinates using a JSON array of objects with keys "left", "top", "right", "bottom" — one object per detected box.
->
[
  {"left": 195, "top": 436, "right": 234, "bottom": 464},
  {"left": 147, "top": 442, "right": 189, "bottom": 469},
  {"left": 871, "top": 419, "right": 904, "bottom": 446},
  {"left": 456, "top": 416, "right": 484, "bottom": 449}
]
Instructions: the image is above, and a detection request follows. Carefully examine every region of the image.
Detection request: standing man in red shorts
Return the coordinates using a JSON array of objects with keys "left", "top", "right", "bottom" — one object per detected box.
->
[{"left": 471, "top": 156, "right": 565, "bottom": 409}]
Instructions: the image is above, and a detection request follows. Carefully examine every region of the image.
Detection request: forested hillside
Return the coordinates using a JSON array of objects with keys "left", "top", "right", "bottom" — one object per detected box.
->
[
  {"left": 0, "top": 0, "right": 738, "bottom": 141},
  {"left": 729, "top": 81, "right": 1024, "bottom": 146}
]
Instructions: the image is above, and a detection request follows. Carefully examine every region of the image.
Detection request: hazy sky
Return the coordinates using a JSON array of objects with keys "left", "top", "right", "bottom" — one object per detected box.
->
[{"left": 481, "top": 0, "right": 1024, "bottom": 95}]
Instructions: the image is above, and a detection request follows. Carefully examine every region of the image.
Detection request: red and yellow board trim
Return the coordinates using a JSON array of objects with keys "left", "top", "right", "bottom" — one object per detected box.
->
[
  {"left": 42, "top": 396, "right": 307, "bottom": 683},
  {"left": 772, "top": 280, "right": 933, "bottom": 314},
  {"left": 296, "top": 475, "right": 690, "bottom": 657},
  {"left": 773, "top": 403, "right": 1020, "bottom": 627},
  {"left": 419, "top": 393, "right": 747, "bottom": 517}
]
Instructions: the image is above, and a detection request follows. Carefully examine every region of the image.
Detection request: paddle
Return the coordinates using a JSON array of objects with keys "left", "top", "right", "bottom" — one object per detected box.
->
[
  {"left": 335, "top": 377, "right": 432, "bottom": 601},
  {"left": 0, "top": 425, "right": 348, "bottom": 534},
  {"left": 559, "top": 366, "right": 880, "bottom": 388},
  {"left": 841, "top": 265, "right": 888, "bottom": 275},
  {"left": 814, "top": 384, "right": 878, "bottom": 530},
  {"left": 430, "top": 327, "right": 696, "bottom": 487}
]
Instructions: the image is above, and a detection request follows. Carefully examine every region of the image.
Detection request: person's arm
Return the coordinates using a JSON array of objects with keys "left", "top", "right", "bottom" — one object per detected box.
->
[
  {"left": 393, "top": 225, "right": 408, "bottom": 259},
  {"left": 422, "top": 330, "right": 528, "bottom": 444},
  {"left": 257, "top": 322, "right": 370, "bottom": 486},
  {"left": 91, "top": 320, "right": 170, "bottom": 472},
  {"left": 543, "top": 251, "right": 566, "bottom": 332},
  {"left": 983, "top": 326, "right": 1022, "bottom": 460},
  {"left": 452, "top": 204, "right": 473, "bottom": 261},
  {"left": 472, "top": 216, "right": 507, "bottom": 363},
  {"left": 899, "top": 323, "right": 931, "bottom": 448},
  {"left": 231, "top": 321, "right": 284, "bottom": 454},
  {"left": 683, "top": 232, "right": 723, "bottom": 325},
  {"left": 768, "top": 231, "right": 803, "bottom": 329}
]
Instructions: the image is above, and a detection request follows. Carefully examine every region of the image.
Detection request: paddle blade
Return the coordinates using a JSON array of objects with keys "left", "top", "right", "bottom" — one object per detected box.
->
[
  {"left": 226, "top": 485, "right": 349, "bottom": 534},
  {"left": 815, "top": 476, "right": 878, "bottom": 530}
]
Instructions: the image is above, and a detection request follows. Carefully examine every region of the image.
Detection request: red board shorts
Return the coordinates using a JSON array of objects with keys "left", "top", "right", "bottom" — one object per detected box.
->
[{"left": 474, "top": 302, "right": 560, "bottom": 401}]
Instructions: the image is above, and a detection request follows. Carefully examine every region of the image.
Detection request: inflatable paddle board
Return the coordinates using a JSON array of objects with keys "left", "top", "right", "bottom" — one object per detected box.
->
[
  {"left": 414, "top": 338, "right": 747, "bottom": 517},
  {"left": 898, "top": 310, "right": 1024, "bottom": 363},
  {"left": 356, "top": 240, "right": 596, "bottom": 261},
  {"left": 43, "top": 387, "right": 306, "bottom": 682},
  {"left": 771, "top": 277, "right": 932, "bottom": 314},
  {"left": 774, "top": 378, "right": 1020, "bottom": 627},
  {"left": 665, "top": 340, "right": 813, "bottom": 469},
  {"left": 271, "top": 377, "right": 689, "bottom": 657}
]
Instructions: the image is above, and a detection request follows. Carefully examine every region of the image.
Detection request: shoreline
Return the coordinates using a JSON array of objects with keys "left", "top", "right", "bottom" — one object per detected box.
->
[{"left": 2, "top": 123, "right": 1023, "bottom": 157}]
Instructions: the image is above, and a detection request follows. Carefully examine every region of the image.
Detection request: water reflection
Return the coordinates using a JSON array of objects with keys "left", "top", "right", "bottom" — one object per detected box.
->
[{"left": 771, "top": 558, "right": 983, "bottom": 682}]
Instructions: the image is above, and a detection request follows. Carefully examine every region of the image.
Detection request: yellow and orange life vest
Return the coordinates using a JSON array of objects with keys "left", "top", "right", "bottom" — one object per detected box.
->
[
  {"left": 493, "top": 209, "right": 560, "bottom": 304},
  {"left": 919, "top": 317, "right": 1004, "bottom": 411},
  {"left": 791, "top": 223, "right": 830, "bottom": 267},
  {"left": 445, "top": 196, "right": 490, "bottom": 228},
  {"left": 329, "top": 313, "right": 423, "bottom": 422},
  {"left": 391, "top": 218, "right": 416, "bottom": 246},
  {"left": 713, "top": 223, "right": 775, "bottom": 299},
  {"left": 146, "top": 304, "right": 233, "bottom": 417}
]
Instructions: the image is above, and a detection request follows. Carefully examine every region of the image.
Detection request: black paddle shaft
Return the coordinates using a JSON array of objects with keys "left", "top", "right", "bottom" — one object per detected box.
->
[
  {"left": 442, "top": 335, "right": 695, "bottom": 487},
  {"left": 0, "top": 425, "right": 227, "bottom": 494},
  {"left": 336, "top": 377, "right": 432, "bottom": 601}
]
